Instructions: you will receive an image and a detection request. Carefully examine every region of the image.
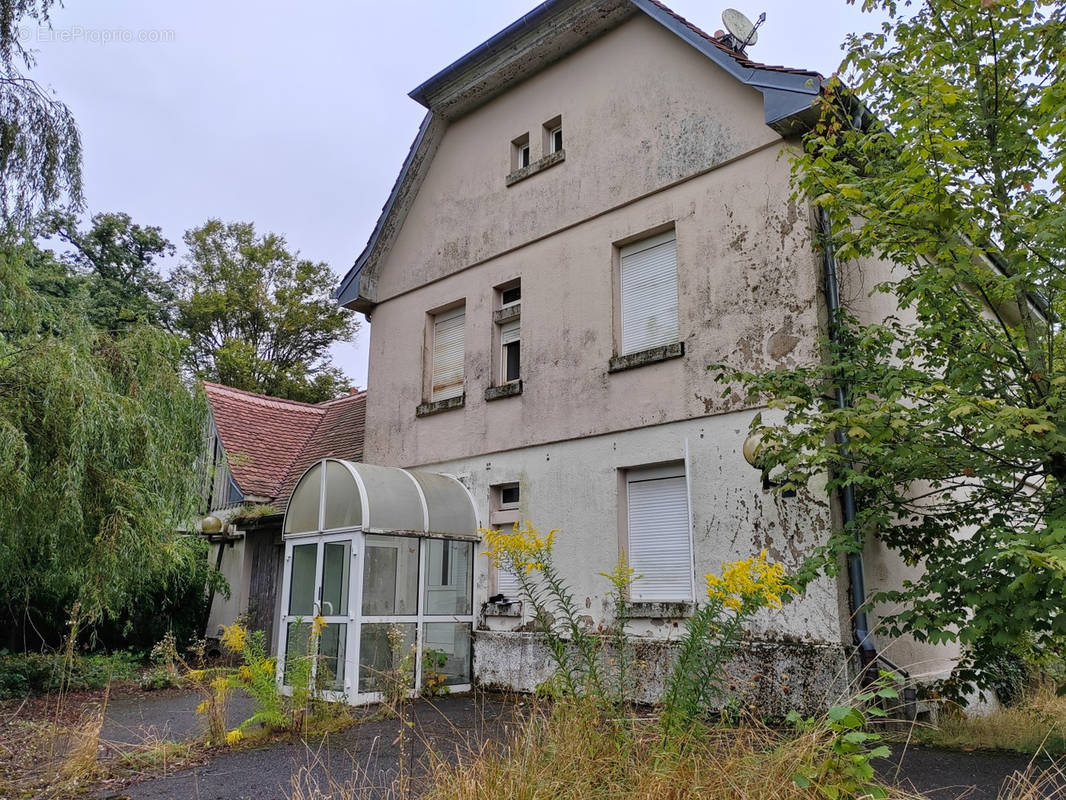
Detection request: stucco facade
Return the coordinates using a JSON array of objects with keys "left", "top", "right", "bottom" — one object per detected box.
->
[{"left": 339, "top": 1, "right": 950, "bottom": 705}]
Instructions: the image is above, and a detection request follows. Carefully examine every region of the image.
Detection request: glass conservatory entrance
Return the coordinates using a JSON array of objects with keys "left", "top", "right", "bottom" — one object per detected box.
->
[{"left": 277, "top": 459, "right": 479, "bottom": 705}]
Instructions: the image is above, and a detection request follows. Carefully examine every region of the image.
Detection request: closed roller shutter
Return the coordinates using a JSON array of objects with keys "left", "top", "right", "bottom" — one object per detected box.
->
[
  {"left": 627, "top": 470, "right": 692, "bottom": 601},
  {"left": 431, "top": 307, "right": 465, "bottom": 402},
  {"left": 620, "top": 231, "right": 678, "bottom": 355}
]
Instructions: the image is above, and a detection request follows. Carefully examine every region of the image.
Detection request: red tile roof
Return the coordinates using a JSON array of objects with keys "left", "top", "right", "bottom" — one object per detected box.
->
[
  {"left": 203, "top": 382, "right": 366, "bottom": 509},
  {"left": 647, "top": 0, "right": 824, "bottom": 79}
]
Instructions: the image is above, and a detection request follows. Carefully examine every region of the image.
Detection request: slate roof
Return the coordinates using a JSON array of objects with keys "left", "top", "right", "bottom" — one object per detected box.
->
[
  {"left": 646, "top": 0, "right": 823, "bottom": 78},
  {"left": 203, "top": 382, "right": 366, "bottom": 510}
]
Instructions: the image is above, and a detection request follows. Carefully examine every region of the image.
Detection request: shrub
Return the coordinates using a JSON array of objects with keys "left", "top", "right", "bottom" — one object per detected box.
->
[{"left": 0, "top": 650, "right": 140, "bottom": 698}]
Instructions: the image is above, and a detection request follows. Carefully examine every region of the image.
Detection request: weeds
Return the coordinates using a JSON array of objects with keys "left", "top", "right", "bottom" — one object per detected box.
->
[{"left": 919, "top": 682, "right": 1066, "bottom": 755}]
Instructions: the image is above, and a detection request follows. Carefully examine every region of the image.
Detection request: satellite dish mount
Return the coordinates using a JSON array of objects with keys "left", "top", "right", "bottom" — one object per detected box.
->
[{"left": 721, "top": 9, "right": 766, "bottom": 55}]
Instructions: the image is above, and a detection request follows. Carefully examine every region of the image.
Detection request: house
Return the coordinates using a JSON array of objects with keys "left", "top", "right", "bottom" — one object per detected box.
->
[
  {"left": 200, "top": 382, "right": 366, "bottom": 654},
  {"left": 276, "top": 0, "right": 961, "bottom": 708}
]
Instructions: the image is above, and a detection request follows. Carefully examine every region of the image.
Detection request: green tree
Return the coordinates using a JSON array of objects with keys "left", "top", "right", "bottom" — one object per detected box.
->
[
  {"left": 0, "top": 1, "right": 83, "bottom": 227},
  {"left": 48, "top": 211, "right": 176, "bottom": 331},
  {"left": 0, "top": 235, "right": 208, "bottom": 645},
  {"left": 715, "top": 0, "right": 1066, "bottom": 695},
  {"left": 172, "top": 219, "right": 358, "bottom": 403}
]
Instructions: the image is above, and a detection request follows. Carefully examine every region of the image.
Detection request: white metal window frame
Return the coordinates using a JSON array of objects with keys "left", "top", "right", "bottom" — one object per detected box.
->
[
  {"left": 276, "top": 529, "right": 475, "bottom": 705},
  {"left": 624, "top": 457, "right": 695, "bottom": 603},
  {"left": 500, "top": 319, "right": 520, "bottom": 384},
  {"left": 548, "top": 125, "right": 562, "bottom": 154},
  {"left": 619, "top": 230, "right": 679, "bottom": 356}
]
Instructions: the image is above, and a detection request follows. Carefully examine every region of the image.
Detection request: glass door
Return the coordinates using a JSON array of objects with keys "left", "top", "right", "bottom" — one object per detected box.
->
[{"left": 279, "top": 534, "right": 356, "bottom": 700}]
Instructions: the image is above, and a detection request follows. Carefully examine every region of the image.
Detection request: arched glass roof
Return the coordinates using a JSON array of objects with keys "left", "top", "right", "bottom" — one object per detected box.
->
[{"left": 283, "top": 459, "right": 479, "bottom": 538}]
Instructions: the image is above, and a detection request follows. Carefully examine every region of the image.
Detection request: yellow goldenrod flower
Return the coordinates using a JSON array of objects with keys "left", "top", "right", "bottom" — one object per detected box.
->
[
  {"left": 479, "top": 521, "right": 557, "bottom": 576},
  {"left": 238, "top": 665, "right": 252, "bottom": 682},
  {"left": 220, "top": 622, "right": 247, "bottom": 654},
  {"left": 312, "top": 614, "right": 327, "bottom": 635},
  {"left": 196, "top": 700, "right": 209, "bottom": 714},
  {"left": 225, "top": 729, "right": 243, "bottom": 746},
  {"left": 705, "top": 550, "right": 795, "bottom": 613}
]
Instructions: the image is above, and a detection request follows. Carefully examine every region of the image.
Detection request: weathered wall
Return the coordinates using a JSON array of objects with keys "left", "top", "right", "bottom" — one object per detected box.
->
[
  {"left": 419, "top": 413, "right": 849, "bottom": 647},
  {"left": 840, "top": 251, "right": 963, "bottom": 680},
  {"left": 373, "top": 14, "right": 780, "bottom": 301},
  {"left": 205, "top": 537, "right": 250, "bottom": 640},
  {"left": 364, "top": 138, "right": 821, "bottom": 467},
  {"left": 474, "top": 631, "right": 852, "bottom": 715}
]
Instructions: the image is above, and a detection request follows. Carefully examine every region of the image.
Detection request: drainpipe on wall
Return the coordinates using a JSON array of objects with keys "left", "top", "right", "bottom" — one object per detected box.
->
[{"left": 817, "top": 207, "right": 877, "bottom": 665}]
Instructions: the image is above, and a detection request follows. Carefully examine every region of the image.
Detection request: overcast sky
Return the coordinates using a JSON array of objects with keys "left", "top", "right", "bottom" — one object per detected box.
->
[{"left": 23, "top": 0, "right": 882, "bottom": 390}]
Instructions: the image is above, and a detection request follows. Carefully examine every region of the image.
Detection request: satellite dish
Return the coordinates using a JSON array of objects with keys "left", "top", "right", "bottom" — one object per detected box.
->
[{"left": 722, "top": 8, "right": 758, "bottom": 46}]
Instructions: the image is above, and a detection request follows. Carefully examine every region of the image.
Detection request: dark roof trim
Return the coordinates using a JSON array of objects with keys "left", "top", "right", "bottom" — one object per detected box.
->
[
  {"left": 335, "top": 112, "right": 436, "bottom": 309},
  {"left": 338, "top": 0, "right": 824, "bottom": 311},
  {"left": 409, "top": 0, "right": 574, "bottom": 107}
]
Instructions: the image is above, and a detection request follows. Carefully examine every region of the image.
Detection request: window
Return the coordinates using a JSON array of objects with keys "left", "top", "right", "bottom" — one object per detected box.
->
[
  {"left": 625, "top": 463, "right": 692, "bottom": 601},
  {"left": 512, "top": 133, "right": 531, "bottom": 170},
  {"left": 494, "top": 280, "right": 521, "bottom": 387},
  {"left": 544, "top": 115, "right": 563, "bottom": 154},
  {"left": 501, "top": 320, "right": 520, "bottom": 383},
  {"left": 619, "top": 230, "right": 679, "bottom": 355},
  {"left": 430, "top": 306, "right": 465, "bottom": 402},
  {"left": 490, "top": 482, "right": 522, "bottom": 597},
  {"left": 498, "top": 483, "right": 520, "bottom": 509},
  {"left": 501, "top": 284, "right": 521, "bottom": 307}
]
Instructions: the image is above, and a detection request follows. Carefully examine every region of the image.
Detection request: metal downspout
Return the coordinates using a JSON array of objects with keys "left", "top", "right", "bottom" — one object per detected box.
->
[{"left": 817, "top": 207, "right": 877, "bottom": 660}]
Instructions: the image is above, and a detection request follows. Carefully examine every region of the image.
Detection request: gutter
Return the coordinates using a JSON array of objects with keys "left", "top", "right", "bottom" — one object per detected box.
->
[{"left": 817, "top": 207, "right": 877, "bottom": 662}]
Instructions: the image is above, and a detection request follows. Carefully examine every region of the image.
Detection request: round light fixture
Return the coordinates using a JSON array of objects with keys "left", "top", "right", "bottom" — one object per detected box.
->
[{"left": 742, "top": 430, "right": 765, "bottom": 469}]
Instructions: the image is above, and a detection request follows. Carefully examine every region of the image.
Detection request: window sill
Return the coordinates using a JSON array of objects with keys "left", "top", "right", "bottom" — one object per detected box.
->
[
  {"left": 485, "top": 381, "right": 522, "bottom": 402},
  {"left": 416, "top": 394, "right": 465, "bottom": 417},
  {"left": 608, "top": 341, "right": 684, "bottom": 373},
  {"left": 483, "top": 600, "right": 522, "bottom": 618},
  {"left": 626, "top": 601, "right": 694, "bottom": 619},
  {"left": 506, "top": 149, "right": 565, "bottom": 187},
  {"left": 493, "top": 303, "right": 521, "bottom": 324}
]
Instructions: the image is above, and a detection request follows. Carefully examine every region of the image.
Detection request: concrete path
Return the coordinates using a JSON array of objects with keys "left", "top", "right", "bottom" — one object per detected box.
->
[
  {"left": 97, "top": 693, "right": 519, "bottom": 800},
  {"left": 101, "top": 686, "right": 257, "bottom": 746},
  {"left": 93, "top": 690, "right": 1065, "bottom": 800}
]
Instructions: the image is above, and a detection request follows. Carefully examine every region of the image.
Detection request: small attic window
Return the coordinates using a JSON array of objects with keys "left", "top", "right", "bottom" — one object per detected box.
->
[
  {"left": 512, "top": 133, "right": 530, "bottom": 171},
  {"left": 544, "top": 116, "right": 562, "bottom": 154}
]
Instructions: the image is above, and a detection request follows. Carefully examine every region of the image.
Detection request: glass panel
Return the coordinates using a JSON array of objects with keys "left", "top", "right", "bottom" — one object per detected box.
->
[
  {"left": 288, "top": 544, "right": 318, "bottom": 616},
  {"left": 321, "top": 541, "right": 351, "bottom": 616},
  {"left": 323, "top": 460, "right": 361, "bottom": 530},
  {"left": 358, "top": 623, "right": 416, "bottom": 693},
  {"left": 422, "top": 622, "right": 472, "bottom": 686},
  {"left": 354, "top": 464, "right": 424, "bottom": 533},
  {"left": 423, "top": 539, "right": 473, "bottom": 615},
  {"left": 318, "top": 622, "right": 347, "bottom": 691},
  {"left": 362, "top": 535, "right": 419, "bottom": 616},
  {"left": 410, "top": 471, "right": 477, "bottom": 535},
  {"left": 285, "top": 462, "right": 322, "bottom": 533},
  {"left": 283, "top": 620, "right": 312, "bottom": 687}
]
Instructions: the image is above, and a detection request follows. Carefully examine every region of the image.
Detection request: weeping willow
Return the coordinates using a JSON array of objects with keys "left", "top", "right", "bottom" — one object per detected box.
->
[{"left": 0, "top": 237, "right": 206, "bottom": 641}]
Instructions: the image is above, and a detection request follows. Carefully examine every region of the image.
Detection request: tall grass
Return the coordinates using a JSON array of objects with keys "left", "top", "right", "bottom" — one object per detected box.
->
[
  {"left": 922, "top": 683, "right": 1066, "bottom": 755},
  {"left": 419, "top": 699, "right": 918, "bottom": 800}
]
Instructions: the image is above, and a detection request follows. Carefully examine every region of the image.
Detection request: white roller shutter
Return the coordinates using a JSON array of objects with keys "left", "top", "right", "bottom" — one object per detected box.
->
[
  {"left": 497, "top": 565, "right": 521, "bottom": 599},
  {"left": 620, "top": 231, "right": 678, "bottom": 355},
  {"left": 500, "top": 319, "right": 520, "bottom": 345},
  {"left": 627, "top": 470, "right": 692, "bottom": 601},
  {"left": 431, "top": 307, "right": 465, "bottom": 401}
]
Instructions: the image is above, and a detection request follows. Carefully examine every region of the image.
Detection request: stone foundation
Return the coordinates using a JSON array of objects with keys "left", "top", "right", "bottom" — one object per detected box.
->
[{"left": 473, "top": 630, "right": 854, "bottom": 716}]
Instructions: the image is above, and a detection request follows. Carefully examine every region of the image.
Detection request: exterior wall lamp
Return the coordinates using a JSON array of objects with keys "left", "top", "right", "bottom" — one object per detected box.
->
[{"left": 742, "top": 430, "right": 796, "bottom": 498}]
